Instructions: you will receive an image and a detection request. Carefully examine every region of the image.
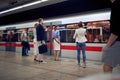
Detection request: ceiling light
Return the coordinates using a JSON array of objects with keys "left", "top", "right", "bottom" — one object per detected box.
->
[{"left": 0, "top": 0, "right": 48, "bottom": 15}]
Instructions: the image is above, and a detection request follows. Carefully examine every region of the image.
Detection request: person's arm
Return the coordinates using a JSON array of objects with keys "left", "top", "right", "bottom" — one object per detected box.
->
[
  {"left": 73, "top": 30, "right": 77, "bottom": 39},
  {"left": 21, "top": 32, "right": 24, "bottom": 41},
  {"left": 43, "top": 26, "right": 47, "bottom": 31},
  {"left": 58, "top": 30, "right": 61, "bottom": 44},
  {"left": 27, "top": 35, "right": 30, "bottom": 42},
  {"left": 107, "top": 33, "right": 118, "bottom": 47}
]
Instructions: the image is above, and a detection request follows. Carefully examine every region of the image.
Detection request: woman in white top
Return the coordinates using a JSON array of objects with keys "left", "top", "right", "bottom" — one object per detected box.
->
[
  {"left": 33, "top": 23, "right": 39, "bottom": 61},
  {"left": 73, "top": 21, "right": 87, "bottom": 68}
]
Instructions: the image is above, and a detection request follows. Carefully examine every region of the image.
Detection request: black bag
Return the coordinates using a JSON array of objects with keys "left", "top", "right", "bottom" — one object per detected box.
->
[
  {"left": 21, "top": 41, "right": 29, "bottom": 47},
  {"left": 38, "top": 44, "right": 48, "bottom": 54}
]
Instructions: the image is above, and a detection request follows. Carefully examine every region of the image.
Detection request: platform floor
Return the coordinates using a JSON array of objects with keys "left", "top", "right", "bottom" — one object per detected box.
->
[{"left": 0, "top": 51, "right": 103, "bottom": 80}]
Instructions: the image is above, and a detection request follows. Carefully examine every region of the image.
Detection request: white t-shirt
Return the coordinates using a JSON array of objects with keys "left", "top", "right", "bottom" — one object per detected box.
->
[{"left": 21, "top": 31, "right": 27, "bottom": 41}]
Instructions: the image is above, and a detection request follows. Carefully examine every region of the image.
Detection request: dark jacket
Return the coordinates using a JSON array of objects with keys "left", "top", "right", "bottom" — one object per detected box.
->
[
  {"left": 110, "top": 0, "right": 120, "bottom": 41},
  {"left": 36, "top": 24, "right": 45, "bottom": 41}
]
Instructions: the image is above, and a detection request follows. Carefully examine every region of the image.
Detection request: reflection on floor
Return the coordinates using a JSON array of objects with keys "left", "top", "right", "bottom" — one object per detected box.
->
[{"left": 0, "top": 51, "right": 103, "bottom": 80}]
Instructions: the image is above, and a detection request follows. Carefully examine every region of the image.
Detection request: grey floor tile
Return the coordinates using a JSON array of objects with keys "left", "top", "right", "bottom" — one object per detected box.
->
[{"left": 0, "top": 51, "right": 103, "bottom": 80}]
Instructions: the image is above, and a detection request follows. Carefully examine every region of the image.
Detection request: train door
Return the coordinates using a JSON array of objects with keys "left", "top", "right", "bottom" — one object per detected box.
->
[{"left": 5, "top": 29, "right": 17, "bottom": 52}]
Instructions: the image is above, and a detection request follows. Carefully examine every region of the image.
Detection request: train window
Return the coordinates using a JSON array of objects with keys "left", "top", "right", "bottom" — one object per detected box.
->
[
  {"left": 17, "top": 28, "right": 34, "bottom": 42},
  {"left": 28, "top": 28, "right": 34, "bottom": 42},
  {"left": 0, "top": 20, "right": 110, "bottom": 43},
  {"left": 60, "top": 20, "right": 110, "bottom": 43},
  {"left": 86, "top": 28, "right": 101, "bottom": 43},
  {"left": 66, "top": 29, "right": 75, "bottom": 43},
  {"left": 86, "top": 20, "right": 110, "bottom": 43},
  {"left": 0, "top": 30, "right": 3, "bottom": 41},
  {"left": 45, "top": 26, "right": 53, "bottom": 42},
  {"left": 45, "top": 31, "right": 51, "bottom": 42},
  {"left": 102, "top": 25, "right": 110, "bottom": 42},
  {"left": 0, "top": 29, "right": 17, "bottom": 42},
  {"left": 2, "top": 30, "right": 8, "bottom": 41},
  {"left": 12, "top": 29, "right": 18, "bottom": 42},
  {"left": 18, "top": 29, "right": 23, "bottom": 41},
  {"left": 57, "top": 23, "right": 77, "bottom": 43},
  {"left": 60, "top": 30, "right": 66, "bottom": 42}
]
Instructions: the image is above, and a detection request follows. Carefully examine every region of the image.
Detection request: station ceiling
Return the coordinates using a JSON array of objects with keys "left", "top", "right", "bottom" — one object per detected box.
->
[
  {"left": 0, "top": 0, "right": 38, "bottom": 11},
  {"left": 0, "top": 0, "right": 111, "bottom": 26}
]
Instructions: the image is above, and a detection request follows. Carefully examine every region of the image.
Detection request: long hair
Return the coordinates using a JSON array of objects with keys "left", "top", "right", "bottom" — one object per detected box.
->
[{"left": 34, "top": 23, "right": 38, "bottom": 28}]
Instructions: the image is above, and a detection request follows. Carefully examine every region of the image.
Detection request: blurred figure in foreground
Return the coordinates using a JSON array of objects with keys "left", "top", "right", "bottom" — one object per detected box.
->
[
  {"left": 102, "top": 0, "right": 120, "bottom": 73},
  {"left": 78, "top": 73, "right": 120, "bottom": 80}
]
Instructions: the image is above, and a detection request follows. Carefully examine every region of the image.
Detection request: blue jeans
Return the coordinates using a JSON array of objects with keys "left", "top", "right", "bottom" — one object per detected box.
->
[{"left": 76, "top": 42, "right": 86, "bottom": 63}]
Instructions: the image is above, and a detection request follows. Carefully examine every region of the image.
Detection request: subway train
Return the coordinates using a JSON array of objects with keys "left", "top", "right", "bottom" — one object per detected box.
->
[{"left": 0, "top": 10, "right": 111, "bottom": 61}]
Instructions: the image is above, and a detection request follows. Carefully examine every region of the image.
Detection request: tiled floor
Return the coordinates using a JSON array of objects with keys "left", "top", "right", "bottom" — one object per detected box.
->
[{"left": 0, "top": 51, "right": 103, "bottom": 80}]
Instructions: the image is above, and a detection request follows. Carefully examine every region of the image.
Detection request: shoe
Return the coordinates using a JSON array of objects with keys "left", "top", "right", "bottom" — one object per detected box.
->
[
  {"left": 83, "top": 63, "right": 86, "bottom": 68},
  {"left": 22, "top": 55, "right": 28, "bottom": 57},
  {"left": 41, "top": 61, "right": 47, "bottom": 63},
  {"left": 78, "top": 63, "right": 81, "bottom": 67},
  {"left": 34, "top": 59, "right": 39, "bottom": 61},
  {"left": 55, "top": 59, "right": 60, "bottom": 61},
  {"left": 22, "top": 55, "right": 26, "bottom": 56},
  {"left": 38, "top": 60, "right": 43, "bottom": 62},
  {"left": 25, "top": 54, "right": 29, "bottom": 56}
]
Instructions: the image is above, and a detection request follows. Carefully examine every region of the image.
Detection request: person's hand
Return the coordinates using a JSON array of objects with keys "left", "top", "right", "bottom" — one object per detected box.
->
[{"left": 41, "top": 40, "right": 45, "bottom": 45}]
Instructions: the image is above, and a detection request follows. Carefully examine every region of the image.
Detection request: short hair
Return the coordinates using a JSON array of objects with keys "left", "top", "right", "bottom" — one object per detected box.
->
[
  {"left": 38, "top": 18, "right": 43, "bottom": 23},
  {"left": 78, "top": 21, "right": 83, "bottom": 28}
]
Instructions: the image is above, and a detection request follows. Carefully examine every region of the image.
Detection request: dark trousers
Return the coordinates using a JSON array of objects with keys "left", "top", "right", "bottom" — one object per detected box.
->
[
  {"left": 22, "top": 46, "right": 28, "bottom": 56},
  {"left": 21, "top": 41, "right": 28, "bottom": 56}
]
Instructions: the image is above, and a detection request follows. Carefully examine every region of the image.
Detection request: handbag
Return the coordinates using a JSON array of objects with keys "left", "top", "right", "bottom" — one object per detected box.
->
[
  {"left": 38, "top": 44, "right": 48, "bottom": 54},
  {"left": 21, "top": 41, "right": 29, "bottom": 47}
]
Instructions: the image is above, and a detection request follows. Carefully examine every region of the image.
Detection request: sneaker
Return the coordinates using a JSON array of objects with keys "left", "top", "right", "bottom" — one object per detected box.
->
[
  {"left": 41, "top": 61, "right": 47, "bottom": 63},
  {"left": 34, "top": 59, "right": 39, "bottom": 61},
  {"left": 25, "top": 54, "right": 29, "bottom": 56},
  {"left": 78, "top": 63, "right": 81, "bottom": 67},
  {"left": 38, "top": 60, "right": 43, "bottom": 62},
  {"left": 83, "top": 63, "right": 86, "bottom": 68},
  {"left": 55, "top": 59, "right": 60, "bottom": 61}
]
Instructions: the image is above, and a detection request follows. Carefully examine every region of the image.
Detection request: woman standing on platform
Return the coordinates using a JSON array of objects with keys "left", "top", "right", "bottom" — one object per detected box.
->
[
  {"left": 73, "top": 21, "right": 87, "bottom": 68},
  {"left": 52, "top": 25, "right": 61, "bottom": 61},
  {"left": 33, "top": 23, "right": 39, "bottom": 61}
]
